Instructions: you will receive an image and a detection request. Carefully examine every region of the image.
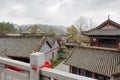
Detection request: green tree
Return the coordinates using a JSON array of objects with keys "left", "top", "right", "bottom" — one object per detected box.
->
[
  {"left": 47, "top": 29, "right": 56, "bottom": 35},
  {"left": 0, "top": 22, "right": 17, "bottom": 33},
  {"left": 66, "top": 25, "right": 78, "bottom": 35},
  {"left": 66, "top": 25, "right": 78, "bottom": 42},
  {"left": 27, "top": 25, "right": 40, "bottom": 33}
]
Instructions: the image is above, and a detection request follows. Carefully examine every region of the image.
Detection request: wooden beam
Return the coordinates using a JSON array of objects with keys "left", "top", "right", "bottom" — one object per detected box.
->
[
  {"left": 90, "top": 38, "right": 92, "bottom": 46},
  {"left": 69, "top": 66, "right": 72, "bottom": 73},
  {"left": 116, "top": 39, "right": 119, "bottom": 48},
  {"left": 93, "top": 73, "right": 96, "bottom": 79},
  {"left": 96, "top": 39, "right": 99, "bottom": 47}
]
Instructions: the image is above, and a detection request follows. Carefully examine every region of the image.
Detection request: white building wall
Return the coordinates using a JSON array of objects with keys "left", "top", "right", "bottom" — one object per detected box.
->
[
  {"left": 40, "top": 41, "right": 52, "bottom": 61},
  {"left": 53, "top": 41, "right": 59, "bottom": 59}
]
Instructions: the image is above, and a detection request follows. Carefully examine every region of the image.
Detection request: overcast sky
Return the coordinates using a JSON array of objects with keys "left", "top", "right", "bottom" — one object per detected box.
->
[{"left": 0, "top": 0, "right": 120, "bottom": 27}]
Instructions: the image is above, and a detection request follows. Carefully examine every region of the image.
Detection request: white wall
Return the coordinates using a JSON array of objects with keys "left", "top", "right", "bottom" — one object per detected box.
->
[
  {"left": 40, "top": 40, "right": 60, "bottom": 61},
  {"left": 53, "top": 41, "right": 59, "bottom": 59},
  {"left": 40, "top": 41, "right": 52, "bottom": 60}
]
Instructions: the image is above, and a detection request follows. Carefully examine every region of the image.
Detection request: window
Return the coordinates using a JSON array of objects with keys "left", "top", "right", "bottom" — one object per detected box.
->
[
  {"left": 104, "top": 77, "right": 110, "bottom": 80},
  {"left": 86, "top": 71, "right": 93, "bottom": 78},
  {"left": 79, "top": 69, "right": 81, "bottom": 75},
  {"left": 98, "top": 76, "right": 104, "bottom": 80},
  {"left": 72, "top": 67, "right": 78, "bottom": 74},
  {"left": 96, "top": 74, "right": 109, "bottom": 80},
  {"left": 79, "top": 69, "right": 86, "bottom": 76},
  {"left": 80, "top": 69, "right": 84, "bottom": 76},
  {"left": 79, "top": 69, "right": 93, "bottom": 78}
]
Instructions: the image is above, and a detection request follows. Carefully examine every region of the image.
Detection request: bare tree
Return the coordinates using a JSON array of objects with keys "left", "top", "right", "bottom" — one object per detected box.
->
[
  {"left": 75, "top": 16, "right": 85, "bottom": 33},
  {"left": 88, "top": 18, "right": 94, "bottom": 30},
  {"left": 74, "top": 16, "right": 94, "bottom": 33},
  {"left": 74, "top": 16, "right": 94, "bottom": 43}
]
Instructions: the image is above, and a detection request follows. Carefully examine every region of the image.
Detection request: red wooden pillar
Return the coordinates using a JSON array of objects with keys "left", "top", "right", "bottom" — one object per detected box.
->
[
  {"left": 116, "top": 39, "right": 119, "bottom": 48},
  {"left": 93, "top": 73, "right": 97, "bottom": 79},
  {"left": 90, "top": 38, "right": 92, "bottom": 46},
  {"left": 69, "top": 66, "right": 72, "bottom": 73},
  {"left": 96, "top": 39, "right": 99, "bottom": 47}
]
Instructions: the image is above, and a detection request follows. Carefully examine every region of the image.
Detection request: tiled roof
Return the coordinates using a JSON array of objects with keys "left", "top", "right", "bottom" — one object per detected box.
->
[
  {"left": 82, "top": 29, "right": 120, "bottom": 36},
  {"left": 94, "top": 19, "right": 120, "bottom": 29},
  {"left": 47, "top": 36, "right": 55, "bottom": 45},
  {"left": 64, "top": 42, "right": 78, "bottom": 46},
  {"left": 0, "top": 36, "right": 43, "bottom": 57},
  {"left": 65, "top": 47, "right": 120, "bottom": 77},
  {"left": 82, "top": 19, "right": 120, "bottom": 36},
  {"left": 46, "top": 36, "right": 60, "bottom": 45}
]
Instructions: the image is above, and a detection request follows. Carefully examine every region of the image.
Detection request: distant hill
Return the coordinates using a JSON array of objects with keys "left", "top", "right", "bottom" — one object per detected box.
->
[{"left": 19, "top": 24, "right": 66, "bottom": 35}]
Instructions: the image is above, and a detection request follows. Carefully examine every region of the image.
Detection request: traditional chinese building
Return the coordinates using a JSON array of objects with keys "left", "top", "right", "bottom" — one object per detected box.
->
[
  {"left": 82, "top": 18, "right": 120, "bottom": 48},
  {"left": 46, "top": 35, "right": 60, "bottom": 60},
  {"left": 65, "top": 47, "right": 120, "bottom": 80},
  {"left": 0, "top": 35, "right": 60, "bottom": 63},
  {"left": 65, "top": 18, "right": 120, "bottom": 80}
]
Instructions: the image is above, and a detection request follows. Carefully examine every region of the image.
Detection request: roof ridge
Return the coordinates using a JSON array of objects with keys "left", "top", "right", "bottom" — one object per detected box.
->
[
  {"left": 78, "top": 46, "right": 120, "bottom": 52},
  {"left": 64, "top": 47, "right": 76, "bottom": 65},
  {"left": 33, "top": 36, "right": 46, "bottom": 52},
  {"left": 52, "top": 36, "right": 57, "bottom": 45},
  {"left": 0, "top": 35, "right": 43, "bottom": 38},
  {"left": 95, "top": 19, "right": 120, "bottom": 30}
]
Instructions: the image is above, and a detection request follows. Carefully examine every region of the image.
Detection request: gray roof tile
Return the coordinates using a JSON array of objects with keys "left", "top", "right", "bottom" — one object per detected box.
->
[
  {"left": 0, "top": 36, "right": 42, "bottom": 57},
  {"left": 82, "top": 19, "right": 120, "bottom": 36},
  {"left": 83, "top": 29, "right": 120, "bottom": 36},
  {"left": 65, "top": 47, "right": 120, "bottom": 77}
]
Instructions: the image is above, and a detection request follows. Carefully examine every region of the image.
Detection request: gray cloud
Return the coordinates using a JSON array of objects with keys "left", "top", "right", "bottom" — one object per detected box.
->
[{"left": 0, "top": 0, "right": 120, "bottom": 27}]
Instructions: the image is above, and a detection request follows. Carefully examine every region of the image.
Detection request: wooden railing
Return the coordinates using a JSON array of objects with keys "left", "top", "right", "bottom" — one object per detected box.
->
[{"left": 0, "top": 52, "right": 96, "bottom": 80}]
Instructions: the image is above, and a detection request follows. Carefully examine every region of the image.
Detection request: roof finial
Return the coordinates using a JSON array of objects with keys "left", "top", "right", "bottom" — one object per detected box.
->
[{"left": 108, "top": 14, "right": 110, "bottom": 20}]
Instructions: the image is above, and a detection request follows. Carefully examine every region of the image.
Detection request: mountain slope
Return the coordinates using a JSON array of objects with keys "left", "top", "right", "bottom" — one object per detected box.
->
[{"left": 20, "top": 24, "right": 66, "bottom": 35}]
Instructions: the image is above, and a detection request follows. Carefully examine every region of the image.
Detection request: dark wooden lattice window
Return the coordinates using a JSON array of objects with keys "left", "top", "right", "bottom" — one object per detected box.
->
[
  {"left": 79, "top": 69, "right": 81, "bottom": 75},
  {"left": 86, "top": 71, "right": 93, "bottom": 78},
  {"left": 79, "top": 69, "right": 85, "bottom": 76},
  {"left": 96, "top": 74, "right": 108, "bottom": 80},
  {"left": 72, "top": 66, "right": 78, "bottom": 74}
]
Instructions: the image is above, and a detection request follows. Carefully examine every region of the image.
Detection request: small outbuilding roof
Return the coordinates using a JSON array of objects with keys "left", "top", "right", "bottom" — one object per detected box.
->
[
  {"left": 46, "top": 35, "right": 60, "bottom": 45},
  {"left": 64, "top": 42, "right": 78, "bottom": 46},
  {"left": 0, "top": 34, "right": 60, "bottom": 59},
  {"left": 0, "top": 36, "right": 45, "bottom": 58}
]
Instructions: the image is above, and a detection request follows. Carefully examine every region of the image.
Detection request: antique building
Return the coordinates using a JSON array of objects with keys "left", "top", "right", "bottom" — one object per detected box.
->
[
  {"left": 0, "top": 35, "right": 60, "bottom": 63},
  {"left": 46, "top": 35, "right": 60, "bottom": 60},
  {"left": 82, "top": 19, "right": 120, "bottom": 48},
  {"left": 65, "top": 47, "right": 120, "bottom": 80},
  {"left": 65, "top": 19, "right": 120, "bottom": 80}
]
